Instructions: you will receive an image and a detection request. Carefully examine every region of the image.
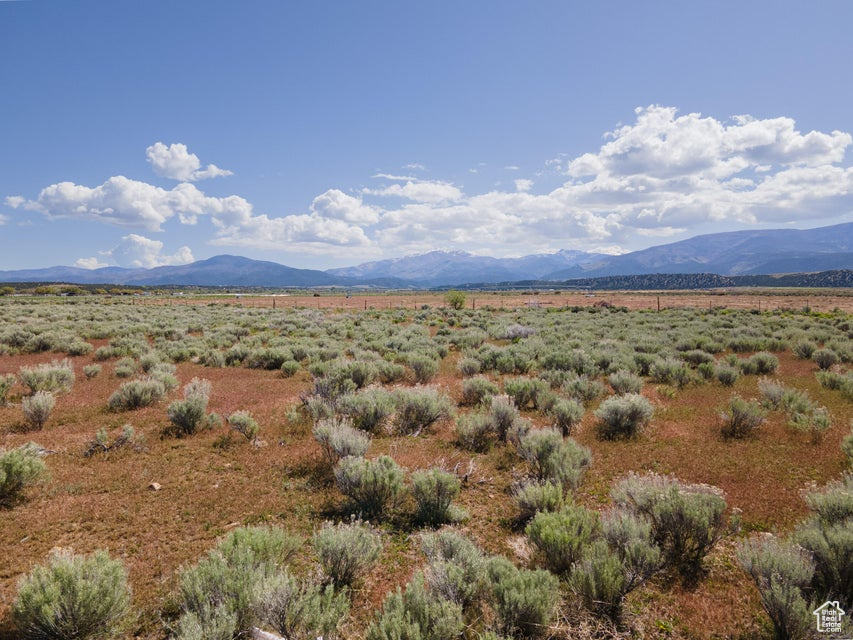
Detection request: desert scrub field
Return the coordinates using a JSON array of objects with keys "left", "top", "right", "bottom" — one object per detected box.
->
[{"left": 0, "top": 296, "right": 851, "bottom": 639}]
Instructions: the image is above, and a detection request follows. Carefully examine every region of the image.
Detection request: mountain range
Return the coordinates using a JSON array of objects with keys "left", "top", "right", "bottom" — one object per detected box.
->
[{"left": 2, "top": 222, "right": 852, "bottom": 288}]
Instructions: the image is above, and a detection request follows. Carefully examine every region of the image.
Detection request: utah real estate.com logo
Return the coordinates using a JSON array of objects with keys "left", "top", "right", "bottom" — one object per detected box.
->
[{"left": 813, "top": 601, "right": 846, "bottom": 634}]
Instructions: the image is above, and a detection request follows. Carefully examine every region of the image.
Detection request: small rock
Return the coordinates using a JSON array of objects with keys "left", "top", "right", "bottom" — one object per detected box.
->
[{"left": 148, "top": 482, "right": 162, "bottom": 492}]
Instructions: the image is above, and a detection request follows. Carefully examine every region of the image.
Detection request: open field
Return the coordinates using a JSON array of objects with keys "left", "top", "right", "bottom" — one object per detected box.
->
[
  {"left": 0, "top": 294, "right": 851, "bottom": 639},
  {"left": 138, "top": 289, "right": 853, "bottom": 314}
]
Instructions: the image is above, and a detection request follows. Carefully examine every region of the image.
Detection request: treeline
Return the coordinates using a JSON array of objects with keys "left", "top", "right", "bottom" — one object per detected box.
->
[{"left": 448, "top": 270, "right": 853, "bottom": 291}]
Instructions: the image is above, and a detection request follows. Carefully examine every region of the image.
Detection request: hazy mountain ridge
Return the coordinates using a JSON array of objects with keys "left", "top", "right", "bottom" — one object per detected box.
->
[{"left": 1, "top": 223, "right": 851, "bottom": 287}]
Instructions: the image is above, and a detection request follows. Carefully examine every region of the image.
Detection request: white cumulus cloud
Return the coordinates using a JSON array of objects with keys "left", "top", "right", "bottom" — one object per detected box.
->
[
  {"left": 145, "top": 142, "right": 233, "bottom": 182},
  {"left": 77, "top": 234, "right": 195, "bottom": 269}
]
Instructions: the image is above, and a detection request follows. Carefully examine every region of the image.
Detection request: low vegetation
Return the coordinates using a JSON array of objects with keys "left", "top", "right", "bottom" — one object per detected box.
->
[{"left": 0, "top": 294, "right": 851, "bottom": 639}]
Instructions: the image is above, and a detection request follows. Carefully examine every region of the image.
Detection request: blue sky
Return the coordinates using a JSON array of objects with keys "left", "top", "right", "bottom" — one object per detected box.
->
[{"left": 2, "top": 0, "right": 853, "bottom": 271}]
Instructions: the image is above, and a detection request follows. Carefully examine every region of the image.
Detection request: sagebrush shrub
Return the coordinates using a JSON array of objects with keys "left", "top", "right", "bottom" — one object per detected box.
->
[
  {"left": 113, "top": 357, "right": 137, "bottom": 379},
  {"left": 547, "top": 398, "right": 583, "bottom": 436},
  {"left": 22, "top": 391, "right": 55, "bottom": 430},
  {"left": 516, "top": 428, "right": 591, "bottom": 491},
  {"left": 561, "top": 374, "right": 606, "bottom": 405},
  {"left": 312, "top": 519, "right": 382, "bottom": 587},
  {"left": 177, "top": 526, "right": 300, "bottom": 637},
  {"left": 719, "top": 395, "right": 766, "bottom": 439},
  {"left": 314, "top": 417, "right": 371, "bottom": 466},
  {"left": 455, "top": 412, "right": 495, "bottom": 452},
  {"left": 334, "top": 455, "right": 404, "bottom": 518},
  {"left": 457, "top": 357, "right": 481, "bottom": 377},
  {"left": 513, "top": 480, "right": 564, "bottom": 523},
  {"left": 460, "top": 376, "right": 499, "bottom": 406},
  {"left": 715, "top": 364, "right": 740, "bottom": 387},
  {"left": 0, "top": 442, "right": 47, "bottom": 506},
  {"left": 83, "top": 364, "right": 102, "bottom": 380},
  {"left": 255, "top": 572, "right": 349, "bottom": 640},
  {"left": 608, "top": 369, "right": 643, "bottom": 395},
  {"left": 107, "top": 378, "right": 166, "bottom": 411},
  {"left": 337, "top": 388, "right": 396, "bottom": 433},
  {"left": 736, "top": 535, "right": 814, "bottom": 640},
  {"left": 594, "top": 393, "right": 653, "bottom": 440},
  {"left": 410, "top": 468, "right": 462, "bottom": 526},
  {"left": 393, "top": 387, "right": 453, "bottom": 436},
  {"left": 408, "top": 354, "right": 439, "bottom": 384},
  {"left": 488, "top": 394, "right": 520, "bottom": 442},
  {"left": 812, "top": 348, "right": 840, "bottom": 371},
  {"left": 525, "top": 503, "right": 600, "bottom": 575},
  {"left": 792, "top": 341, "right": 817, "bottom": 360},
  {"left": 19, "top": 359, "right": 75, "bottom": 394},
  {"left": 486, "top": 557, "right": 560, "bottom": 639},
  {"left": 228, "top": 410, "right": 259, "bottom": 441},
  {"left": 420, "top": 530, "right": 486, "bottom": 612},
  {"left": 612, "top": 473, "right": 729, "bottom": 581},
  {"left": 366, "top": 572, "right": 463, "bottom": 640},
  {"left": 503, "top": 376, "right": 551, "bottom": 410},
  {"left": 0, "top": 373, "right": 15, "bottom": 404},
  {"left": 13, "top": 549, "right": 131, "bottom": 640}
]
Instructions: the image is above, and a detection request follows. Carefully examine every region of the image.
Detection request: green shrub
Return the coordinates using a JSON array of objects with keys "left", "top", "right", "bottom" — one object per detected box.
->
[
  {"left": 461, "top": 376, "right": 500, "bottom": 406},
  {"left": 547, "top": 398, "right": 583, "bottom": 436},
  {"left": 503, "top": 377, "right": 551, "bottom": 410},
  {"left": 107, "top": 378, "right": 166, "bottom": 411},
  {"left": 789, "top": 407, "right": 831, "bottom": 444},
  {"left": 393, "top": 387, "right": 453, "bottom": 436},
  {"left": 800, "top": 473, "right": 853, "bottom": 526},
  {"left": 228, "top": 410, "right": 259, "bottom": 442},
  {"left": 812, "top": 348, "right": 840, "bottom": 371},
  {"left": 314, "top": 417, "right": 370, "bottom": 466},
  {"left": 177, "top": 526, "right": 300, "bottom": 638},
  {"left": 569, "top": 525, "right": 661, "bottom": 623},
  {"left": 334, "top": 455, "right": 404, "bottom": 518},
  {"left": 22, "top": 390, "right": 56, "bottom": 430},
  {"left": 445, "top": 290, "right": 466, "bottom": 310},
  {"left": 516, "top": 428, "right": 591, "bottom": 491},
  {"left": 377, "top": 361, "right": 406, "bottom": 384},
  {"left": 525, "top": 503, "right": 600, "bottom": 575},
  {"left": 561, "top": 374, "right": 606, "bottom": 405},
  {"left": 594, "top": 393, "right": 653, "bottom": 440},
  {"left": 113, "top": 357, "right": 137, "bottom": 378},
  {"left": 83, "top": 364, "right": 102, "bottom": 380},
  {"left": 0, "top": 372, "right": 15, "bottom": 404},
  {"left": 411, "top": 468, "right": 462, "bottom": 526},
  {"left": 420, "top": 530, "right": 486, "bottom": 612},
  {"left": 408, "top": 354, "right": 439, "bottom": 384},
  {"left": 19, "top": 358, "right": 75, "bottom": 394},
  {"left": 715, "top": 364, "right": 740, "bottom": 387},
  {"left": 485, "top": 557, "right": 560, "bottom": 639},
  {"left": 457, "top": 357, "right": 481, "bottom": 377},
  {"left": 83, "top": 425, "right": 141, "bottom": 457},
  {"left": 792, "top": 341, "right": 817, "bottom": 360},
  {"left": 366, "top": 572, "right": 463, "bottom": 640},
  {"left": 612, "top": 473, "right": 729, "bottom": 581},
  {"left": 513, "top": 481, "right": 564, "bottom": 523},
  {"left": 719, "top": 395, "right": 766, "bottom": 439},
  {"left": 455, "top": 412, "right": 495, "bottom": 452},
  {"left": 608, "top": 369, "right": 643, "bottom": 395},
  {"left": 13, "top": 549, "right": 131, "bottom": 640},
  {"left": 167, "top": 396, "right": 210, "bottom": 437},
  {"left": 736, "top": 535, "right": 814, "bottom": 640},
  {"left": 843, "top": 428, "right": 853, "bottom": 468},
  {"left": 312, "top": 519, "right": 382, "bottom": 587},
  {"left": 745, "top": 352, "right": 779, "bottom": 375},
  {"left": 487, "top": 394, "right": 520, "bottom": 442},
  {"left": 337, "top": 388, "right": 396, "bottom": 433},
  {"left": 650, "top": 357, "right": 692, "bottom": 388},
  {"left": 0, "top": 442, "right": 47, "bottom": 506},
  {"left": 280, "top": 360, "right": 300, "bottom": 377},
  {"left": 255, "top": 573, "right": 349, "bottom": 640}
]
